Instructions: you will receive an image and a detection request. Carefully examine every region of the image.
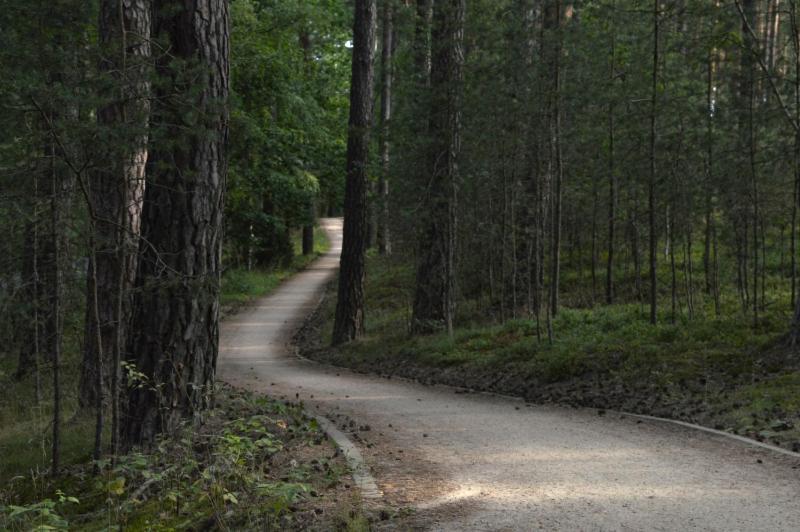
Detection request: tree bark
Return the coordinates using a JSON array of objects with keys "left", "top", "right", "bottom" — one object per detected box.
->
[
  {"left": 606, "top": 23, "right": 616, "bottom": 305},
  {"left": 545, "top": 0, "right": 564, "bottom": 318},
  {"left": 411, "top": 0, "right": 465, "bottom": 335},
  {"left": 79, "top": 0, "right": 151, "bottom": 412},
  {"left": 49, "top": 140, "right": 63, "bottom": 475},
  {"left": 124, "top": 0, "right": 229, "bottom": 447},
  {"left": 648, "top": 0, "right": 659, "bottom": 325},
  {"left": 332, "top": 0, "right": 377, "bottom": 345},
  {"left": 378, "top": 0, "right": 394, "bottom": 256},
  {"left": 302, "top": 202, "right": 315, "bottom": 256},
  {"left": 414, "top": 0, "right": 433, "bottom": 85}
]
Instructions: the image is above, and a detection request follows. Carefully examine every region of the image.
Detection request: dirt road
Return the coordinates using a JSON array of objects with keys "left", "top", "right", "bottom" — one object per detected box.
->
[{"left": 218, "top": 218, "right": 800, "bottom": 531}]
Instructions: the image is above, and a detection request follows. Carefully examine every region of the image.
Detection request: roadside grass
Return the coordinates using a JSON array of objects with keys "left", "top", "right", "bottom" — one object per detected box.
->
[
  {"left": 311, "top": 253, "right": 800, "bottom": 451},
  {"left": 0, "top": 226, "right": 367, "bottom": 530},
  {"left": 221, "top": 226, "right": 330, "bottom": 310}
]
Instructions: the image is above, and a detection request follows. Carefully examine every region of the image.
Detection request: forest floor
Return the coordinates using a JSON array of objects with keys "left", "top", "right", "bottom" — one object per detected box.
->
[
  {"left": 0, "top": 227, "right": 371, "bottom": 531},
  {"left": 300, "top": 254, "right": 800, "bottom": 455}
]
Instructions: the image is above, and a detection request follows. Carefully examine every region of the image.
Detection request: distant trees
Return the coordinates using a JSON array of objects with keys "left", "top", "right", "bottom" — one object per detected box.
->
[{"left": 351, "top": 0, "right": 800, "bottom": 347}]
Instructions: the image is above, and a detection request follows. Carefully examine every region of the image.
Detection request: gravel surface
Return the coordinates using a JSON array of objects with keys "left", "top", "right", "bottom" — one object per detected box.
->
[{"left": 218, "top": 218, "right": 800, "bottom": 531}]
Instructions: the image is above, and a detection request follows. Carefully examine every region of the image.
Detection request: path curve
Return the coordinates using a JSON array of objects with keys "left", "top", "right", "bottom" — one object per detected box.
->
[{"left": 218, "top": 218, "right": 800, "bottom": 531}]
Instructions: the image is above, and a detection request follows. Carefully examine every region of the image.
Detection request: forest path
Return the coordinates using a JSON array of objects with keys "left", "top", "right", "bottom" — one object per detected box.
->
[{"left": 217, "top": 218, "right": 800, "bottom": 531}]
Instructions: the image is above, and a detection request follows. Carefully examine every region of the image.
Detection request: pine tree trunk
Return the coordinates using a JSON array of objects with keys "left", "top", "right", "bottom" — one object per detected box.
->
[
  {"left": 606, "top": 27, "right": 616, "bottom": 305},
  {"left": 79, "top": 0, "right": 151, "bottom": 412},
  {"left": 414, "top": 0, "right": 433, "bottom": 84},
  {"left": 648, "top": 0, "right": 659, "bottom": 325},
  {"left": 411, "top": 0, "right": 465, "bottom": 335},
  {"left": 793, "top": 0, "right": 800, "bottom": 308},
  {"left": 378, "top": 0, "right": 394, "bottom": 256},
  {"left": 17, "top": 150, "right": 61, "bottom": 380},
  {"left": 545, "top": 0, "right": 564, "bottom": 318},
  {"left": 332, "top": 0, "right": 377, "bottom": 345},
  {"left": 302, "top": 202, "right": 315, "bottom": 256},
  {"left": 49, "top": 143, "right": 62, "bottom": 475},
  {"left": 124, "top": 0, "right": 229, "bottom": 447}
]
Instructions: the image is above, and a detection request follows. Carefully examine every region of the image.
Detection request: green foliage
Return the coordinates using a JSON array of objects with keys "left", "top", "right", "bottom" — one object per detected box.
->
[
  {"left": 1, "top": 490, "right": 79, "bottom": 531},
  {"left": 227, "top": 0, "right": 350, "bottom": 267},
  {"left": 221, "top": 226, "right": 330, "bottom": 310},
  {"left": 1, "top": 387, "right": 351, "bottom": 531}
]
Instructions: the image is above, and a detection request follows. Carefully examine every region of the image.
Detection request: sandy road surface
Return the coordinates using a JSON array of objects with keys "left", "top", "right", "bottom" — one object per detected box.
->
[{"left": 218, "top": 218, "right": 800, "bottom": 531}]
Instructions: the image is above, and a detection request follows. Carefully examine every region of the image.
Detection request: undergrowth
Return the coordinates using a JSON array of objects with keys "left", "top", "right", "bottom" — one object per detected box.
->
[
  {"left": 0, "top": 386, "right": 362, "bottom": 531},
  {"left": 308, "top": 253, "right": 800, "bottom": 451},
  {"left": 0, "top": 226, "right": 367, "bottom": 530}
]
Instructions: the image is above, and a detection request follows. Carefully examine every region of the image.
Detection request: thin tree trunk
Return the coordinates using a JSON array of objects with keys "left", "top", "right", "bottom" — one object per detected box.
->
[
  {"left": 50, "top": 149, "right": 61, "bottom": 475},
  {"left": 704, "top": 49, "right": 715, "bottom": 297},
  {"left": 606, "top": 25, "right": 616, "bottom": 305},
  {"left": 631, "top": 187, "right": 642, "bottom": 304},
  {"left": 411, "top": 0, "right": 465, "bottom": 335},
  {"left": 792, "top": 0, "right": 800, "bottom": 308},
  {"left": 333, "top": 0, "right": 377, "bottom": 345},
  {"left": 80, "top": 0, "right": 151, "bottom": 410},
  {"left": 32, "top": 183, "right": 42, "bottom": 403},
  {"left": 378, "top": 0, "right": 394, "bottom": 256},
  {"left": 669, "top": 207, "right": 677, "bottom": 324},
  {"left": 649, "top": 0, "right": 659, "bottom": 325},
  {"left": 303, "top": 202, "right": 315, "bottom": 256},
  {"left": 713, "top": 214, "right": 721, "bottom": 316},
  {"left": 588, "top": 177, "right": 599, "bottom": 306},
  {"left": 90, "top": 240, "right": 104, "bottom": 466},
  {"left": 546, "top": 0, "right": 564, "bottom": 318},
  {"left": 414, "top": 0, "right": 433, "bottom": 84}
]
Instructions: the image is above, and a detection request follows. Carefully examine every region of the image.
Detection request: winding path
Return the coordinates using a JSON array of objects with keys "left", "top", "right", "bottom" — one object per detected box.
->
[{"left": 218, "top": 218, "right": 800, "bottom": 531}]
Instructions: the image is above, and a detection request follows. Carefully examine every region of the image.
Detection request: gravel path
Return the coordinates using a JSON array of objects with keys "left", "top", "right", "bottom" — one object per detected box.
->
[{"left": 218, "top": 218, "right": 800, "bottom": 531}]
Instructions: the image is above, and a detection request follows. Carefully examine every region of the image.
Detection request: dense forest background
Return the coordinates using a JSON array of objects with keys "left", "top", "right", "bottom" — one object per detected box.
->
[
  {"left": 382, "top": 0, "right": 800, "bottom": 334},
  {"left": 2, "top": 0, "right": 800, "bottom": 527}
]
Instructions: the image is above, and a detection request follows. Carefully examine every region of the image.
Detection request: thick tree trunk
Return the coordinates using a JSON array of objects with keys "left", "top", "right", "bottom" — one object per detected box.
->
[
  {"left": 378, "top": 0, "right": 394, "bottom": 256},
  {"left": 79, "top": 0, "right": 151, "bottom": 412},
  {"left": 332, "top": 0, "right": 377, "bottom": 345},
  {"left": 411, "top": 0, "right": 465, "bottom": 335},
  {"left": 124, "top": 0, "right": 229, "bottom": 447}
]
